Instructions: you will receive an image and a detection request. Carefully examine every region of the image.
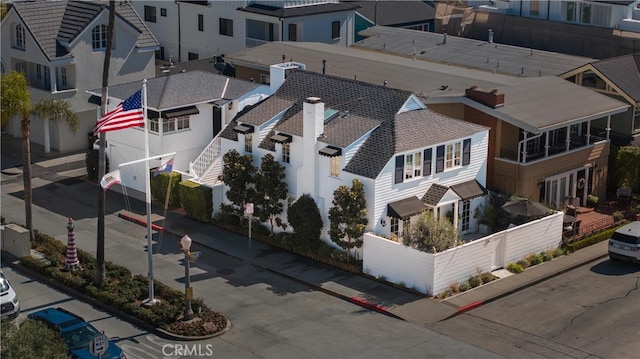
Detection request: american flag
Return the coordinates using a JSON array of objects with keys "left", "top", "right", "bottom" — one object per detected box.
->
[{"left": 93, "top": 89, "right": 144, "bottom": 135}]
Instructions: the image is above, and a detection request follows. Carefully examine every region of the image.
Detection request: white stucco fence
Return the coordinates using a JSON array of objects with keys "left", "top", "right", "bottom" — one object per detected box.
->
[{"left": 363, "top": 211, "right": 564, "bottom": 295}]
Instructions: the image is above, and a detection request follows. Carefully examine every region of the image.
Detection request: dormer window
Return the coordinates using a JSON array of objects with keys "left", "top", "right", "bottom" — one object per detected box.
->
[
  {"left": 14, "top": 24, "right": 25, "bottom": 50},
  {"left": 92, "top": 25, "right": 108, "bottom": 51}
]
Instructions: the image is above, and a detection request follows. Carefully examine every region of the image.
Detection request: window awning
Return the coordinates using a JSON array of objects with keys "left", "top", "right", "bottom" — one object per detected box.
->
[
  {"left": 387, "top": 196, "right": 428, "bottom": 219},
  {"left": 271, "top": 133, "right": 292, "bottom": 143},
  {"left": 233, "top": 124, "right": 254, "bottom": 134},
  {"left": 319, "top": 146, "right": 341, "bottom": 157},
  {"left": 163, "top": 105, "right": 199, "bottom": 118},
  {"left": 450, "top": 180, "right": 486, "bottom": 200}
]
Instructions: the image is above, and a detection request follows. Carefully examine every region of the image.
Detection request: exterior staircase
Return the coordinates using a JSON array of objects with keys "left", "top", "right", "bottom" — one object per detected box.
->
[{"left": 189, "top": 135, "right": 223, "bottom": 187}]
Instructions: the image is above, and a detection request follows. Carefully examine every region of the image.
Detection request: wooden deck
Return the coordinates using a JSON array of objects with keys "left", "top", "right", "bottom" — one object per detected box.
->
[{"left": 563, "top": 206, "right": 614, "bottom": 240}]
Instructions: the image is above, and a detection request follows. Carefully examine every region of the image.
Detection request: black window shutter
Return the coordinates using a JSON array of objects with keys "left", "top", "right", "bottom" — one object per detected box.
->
[
  {"left": 436, "top": 145, "right": 445, "bottom": 173},
  {"left": 462, "top": 138, "right": 471, "bottom": 165},
  {"left": 423, "top": 148, "right": 432, "bottom": 176},
  {"left": 395, "top": 156, "right": 404, "bottom": 184}
]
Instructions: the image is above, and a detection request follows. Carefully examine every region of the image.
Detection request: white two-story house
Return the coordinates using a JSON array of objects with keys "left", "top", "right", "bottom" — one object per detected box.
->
[
  {"left": 1, "top": 0, "right": 159, "bottom": 154},
  {"left": 86, "top": 70, "right": 265, "bottom": 193},
  {"left": 132, "top": 0, "right": 358, "bottom": 63},
  {"left": 218, "top": 64, "right": 489, "bottom": 245}
]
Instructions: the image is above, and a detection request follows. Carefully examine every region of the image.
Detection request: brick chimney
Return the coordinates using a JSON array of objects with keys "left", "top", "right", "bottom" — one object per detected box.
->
[{"left": 465, "top": 86, "right": 505, "bottom": 108}]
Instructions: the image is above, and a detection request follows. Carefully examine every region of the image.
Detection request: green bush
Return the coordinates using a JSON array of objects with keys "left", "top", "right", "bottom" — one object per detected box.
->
[
  {"left": 468, "top": 275, "right": 481, "bottom": 288},
  {"left": 480, "top": 272, "right": 495, "bottom": 284},
  {"left": 1, "top": 319, "right": 68, "bottom": 359},
  {"left": 179, "top": 181, "right": 213, "bottom": 223},
  {"left": 541, "top": 250, "right": 554, "bottom": 262},
  {"left": 150, "top": 171, "right": 182, "bottom": 208},
  {"left": 507, "top": 263, "right": 524, "bottom": 273},
  {"left": 565, "top": 225, "right": 624, "bottom": 252}
]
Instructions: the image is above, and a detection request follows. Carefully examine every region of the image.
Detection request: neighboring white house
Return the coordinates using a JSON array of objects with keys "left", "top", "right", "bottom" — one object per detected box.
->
[
  {"left": 86, "top": 70, "right": 265, "bottom": 193},
  {"left": 472, "top": 0, "right": 640, "bottom": 33},
  {"left": 1, "top": 0, "right": 159, "bottom": 154},
  {"left": 217, "top": 63, "right": 490, "bottom": 245},
  {"left": 130, "top": 0, "right": 358, "bottom": 63}
]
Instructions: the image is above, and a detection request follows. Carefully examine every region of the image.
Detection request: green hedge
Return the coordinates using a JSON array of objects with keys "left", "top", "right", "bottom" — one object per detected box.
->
[
  {"left": 565, "top": 224, "right": 625, "bottom": 253},
  {"left": 178, "top": 180, "right": 213, "bottom": 223},
  {"left": 150, "top": 171, "right": 182, "bottom": 208}
]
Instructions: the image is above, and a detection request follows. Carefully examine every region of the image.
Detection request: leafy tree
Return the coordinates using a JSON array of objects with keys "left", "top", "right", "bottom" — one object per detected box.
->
[
  {"left": 287, "top": 194, "right": 323, "bottom": 247},
  {"left": 616, "top": 146, "right": 640, "bottom": 192},
  {"left": 329, "top": 179, "right": 368, "bottom": 258},
  {"left": 1, "top": 318, "right": 68, "bottom": 359},
  {"left": 255, "top": 153, "right": 288, "bottom": 233},
  {"left": 33, "top": 97, "right": 80, "bottom": 153},
  {"left": 221, "top": 149, "right": 257, "bottom": 217},
  {"left": 1, "top": 71, "right": 34, "bottom": 240},
  {"left": 403, "top": 211, "right": 461, "bottom": 253}
]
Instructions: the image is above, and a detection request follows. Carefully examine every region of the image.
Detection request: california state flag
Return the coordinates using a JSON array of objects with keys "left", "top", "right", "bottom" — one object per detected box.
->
[{"left": 100, "top": 169, "right": 121, "bottom": 190}]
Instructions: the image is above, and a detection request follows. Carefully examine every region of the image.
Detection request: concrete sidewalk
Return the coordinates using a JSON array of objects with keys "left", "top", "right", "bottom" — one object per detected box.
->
[{"left": 1, "top": 138, "right": 611, "bottom": 325}]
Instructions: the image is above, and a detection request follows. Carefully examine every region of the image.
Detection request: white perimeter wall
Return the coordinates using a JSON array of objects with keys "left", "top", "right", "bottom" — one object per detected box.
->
[{"left": 363, "top": 211, "right": 564, "bottom": 295}]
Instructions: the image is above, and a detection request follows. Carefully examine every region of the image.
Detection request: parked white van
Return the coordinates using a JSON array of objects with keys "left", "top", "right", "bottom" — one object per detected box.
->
[
  {"left": 0, "top": 270, "right": 20, "bottom": 319},
  {"left": 608, "top": 221, "right": 640, "bottom": 263}
]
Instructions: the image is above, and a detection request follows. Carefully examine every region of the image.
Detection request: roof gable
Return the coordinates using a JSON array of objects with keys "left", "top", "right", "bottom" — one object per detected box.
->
[
  {"left": 12, "top": 0, "right": 158, "bottom": 61},
  {"left": 591, "top": 53, "right": 640, "bottom": 102}
]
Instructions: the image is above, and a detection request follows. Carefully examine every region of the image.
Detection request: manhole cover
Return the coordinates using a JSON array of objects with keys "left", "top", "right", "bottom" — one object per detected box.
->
[{"left": 216, "top": 268, "right": 234, "bottom": 275}]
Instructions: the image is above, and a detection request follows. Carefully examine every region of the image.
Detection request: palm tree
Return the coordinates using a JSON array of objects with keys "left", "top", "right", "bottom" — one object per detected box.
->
[
  {"left": 96, "top": 0, "right": 116, "bottom": 285},
  {"left": 1, "top": 71, "right": 34, "bottom": 240},
  {"left": 33, "top": 97, "right": 80, "bottom": 154}
]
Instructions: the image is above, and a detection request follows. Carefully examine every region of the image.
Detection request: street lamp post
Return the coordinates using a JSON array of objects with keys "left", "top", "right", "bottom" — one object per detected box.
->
[{"left": 180, "top": 235, "right": 194, "bottom": 321}]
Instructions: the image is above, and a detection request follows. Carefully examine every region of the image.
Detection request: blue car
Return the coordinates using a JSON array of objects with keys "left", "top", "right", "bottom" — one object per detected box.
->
[{"left": 28, "top": 307, "right": 126, "bottom": 359}]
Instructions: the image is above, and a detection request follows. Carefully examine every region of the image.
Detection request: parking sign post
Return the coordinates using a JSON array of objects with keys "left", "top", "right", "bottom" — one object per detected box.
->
[{"left": 245, "top": 203, "right": 253, "bottom": 260}]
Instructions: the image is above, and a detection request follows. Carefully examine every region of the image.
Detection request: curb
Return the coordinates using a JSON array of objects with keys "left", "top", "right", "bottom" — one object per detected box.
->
[
  {"left": 442, "top": 252, "right": 609, "bottom": 320},
  {"left": 3, "top": 253, "right": 231, "bottom": 341},
  {"left": 118, "top": 212, "right": 165, "bottom": 233}
]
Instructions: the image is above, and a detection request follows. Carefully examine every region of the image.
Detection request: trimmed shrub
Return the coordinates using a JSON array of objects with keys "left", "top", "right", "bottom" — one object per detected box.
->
[
  {"left": 179, "top": 181, "right": 213, "bottom": 223},
  {"left": 565, "top": 225, "right": 624, "bottom": 252},
  {"left": 150, "top": 171, "right": 182, "bottom": 209},
  {"left": 507, "top": 262, "right": 524, "bottom": 273}
]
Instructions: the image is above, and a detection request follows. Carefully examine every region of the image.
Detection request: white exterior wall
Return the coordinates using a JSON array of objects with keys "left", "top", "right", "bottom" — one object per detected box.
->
[
  {"left": 363, "top": 211, "right": 564, "bottom": 295},
  {"left": 104, "top": 104, "right": 214, "bottom": 193},
  {"left": 130, "top": 1, "right": 180, "bottom": 61},
  {"left": 371, "top": 130, "right": 489, "bottom": 235},
  {"left": 282, "top": 12, "right": 353, "bottom": 46}
]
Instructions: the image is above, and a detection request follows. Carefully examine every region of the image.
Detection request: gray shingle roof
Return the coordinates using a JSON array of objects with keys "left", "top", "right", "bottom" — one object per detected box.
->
[
  {"left": 227, "top": 70, "right": 487, "bottom": 179},
  {"left": 592, "top": 53, "right": 640, "bottom": 102},
  {"left": 344, "top": 1, "right": 434, "bottom": 26},
  {"left": 11, "top": 0, "right": 158, "bottom": 61},
  {"left": 88, "top": 71, "right": 260, "bottom": 110},
  {"left": 422, "top": 184, "right": 449, "bottom": 206},
  {"left": 239, "top": 2, "right": 358, "bottom": 18},
  {"left": 355, "top": 26, "right": 593, "bottom": 77}
]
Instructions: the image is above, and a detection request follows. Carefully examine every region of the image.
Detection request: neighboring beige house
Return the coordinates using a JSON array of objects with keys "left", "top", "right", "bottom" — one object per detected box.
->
[
  {"left": 1, "top": 0, "right": 158, "bottom": 153},
  {"left": 559, "top": 53, "right": 640, "bottom": 145}
]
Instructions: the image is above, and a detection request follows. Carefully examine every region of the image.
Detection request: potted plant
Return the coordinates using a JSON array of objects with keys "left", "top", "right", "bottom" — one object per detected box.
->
[{"left": 586, "top": 194, "right": 599, "bottom": 208}]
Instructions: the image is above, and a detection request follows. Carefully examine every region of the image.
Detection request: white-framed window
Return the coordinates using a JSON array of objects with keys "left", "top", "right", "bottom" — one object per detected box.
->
[
  {"left": 14, "top": 24, "right": 25, "bottom": 49},
  {"left": 36, "top": 64, "right": 42, "bottom": 80},
  {"left": 390, "top": 217, "right": 399, "bottom": 241},
  {"left": 149, "top": 118, "right": 159, "bottom": 133},
  {"left": 404, "top": 151, "right": 422, "bottom": 180},
  {"left": 282, "top": 142, "right": 290, "bottom": 164},
  {"left": 245, "top": 132, "right": 253, "bottom": 153},
  {"left": 445, "top": 142, "right": 462, "bottom": 169},
  {"left": 461, "top": 200, "right": 470, "bottom": 232},
  {"left": 198, "top": 14, "right": 204, "bottom": 32},
  {"left": 162, "top": 115, "right": 190, "bottom": 134},
  {"left": 55, "top": 67, "right": 68, "bottom": 89},
  {"left": 14, "top": 61, "right": 27, "bottom": 74},
  {"left": 92, "top": 25, "right": 108, "bottom": 50},
  {"left": 43, "top": 66, "right": 51, "bottom": 91},
  {"left": 330, "top": 156, "right": 340, "bottom": 177}
]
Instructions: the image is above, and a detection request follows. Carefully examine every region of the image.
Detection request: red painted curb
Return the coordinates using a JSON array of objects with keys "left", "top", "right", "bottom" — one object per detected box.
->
[
  {"left": 118, "top": 213, "right": 165, "bottom": 232},
  {"left": 350, "top": 296, "right": 389, "bottom": 314},
  {"left": 457, "top": 300, "right": 483, "bottom": 313}
]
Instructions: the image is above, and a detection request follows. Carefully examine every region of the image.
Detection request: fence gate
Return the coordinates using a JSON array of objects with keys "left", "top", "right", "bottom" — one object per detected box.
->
[{"left": 491, "top": 233, "right": 506, "bottom": 270}]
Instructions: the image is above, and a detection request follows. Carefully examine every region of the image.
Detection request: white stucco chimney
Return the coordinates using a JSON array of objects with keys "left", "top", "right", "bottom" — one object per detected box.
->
[
  {"left": 304, "top": 96, "right": 324, "bottom": 139},
  {"left": 269, "top": 61, "right": 306, "bottom": 94}
]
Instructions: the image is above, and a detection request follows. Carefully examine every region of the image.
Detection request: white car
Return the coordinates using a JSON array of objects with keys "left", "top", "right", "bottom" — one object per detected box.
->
[
  {"left": 0, "top": 270, "right": 20, "bottom": 319},
  {"left": 608, "top": 221, "right": 640, "bottom": 263}
]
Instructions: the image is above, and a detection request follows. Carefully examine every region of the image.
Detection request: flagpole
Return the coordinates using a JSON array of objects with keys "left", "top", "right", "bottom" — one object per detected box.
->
[{"left": 142, "top": 79, "right": 159, "bottom": 306}]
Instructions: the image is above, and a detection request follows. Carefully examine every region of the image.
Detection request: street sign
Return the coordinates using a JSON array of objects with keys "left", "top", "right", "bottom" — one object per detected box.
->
[
  {"left": 90, "top": 332, "right": 108, "bottom": 356},
  {"left": 245, "top": 202, "right": 254, "bottom": 215}
]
